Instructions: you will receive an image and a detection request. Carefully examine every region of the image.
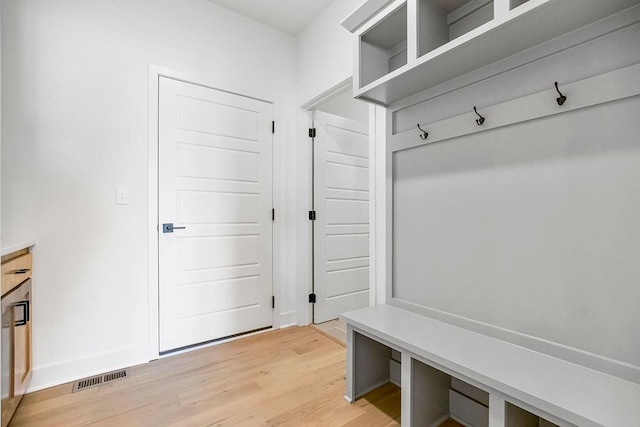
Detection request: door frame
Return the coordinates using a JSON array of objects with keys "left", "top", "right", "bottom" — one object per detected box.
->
[
  {"left": 298, "top": 78, "right": 379, "bottom": 325},
  {"left": 147, "top": 65, "right": 282, "bottom": 359}
]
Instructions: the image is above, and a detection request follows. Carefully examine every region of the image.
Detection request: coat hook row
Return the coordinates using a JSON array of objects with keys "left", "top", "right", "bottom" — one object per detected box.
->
[
  {"left": 417, "top": 124, "right": 428, "bottom": 140},
  {"left": 417, "top": 82, "right": 567, "bottom": 140}
]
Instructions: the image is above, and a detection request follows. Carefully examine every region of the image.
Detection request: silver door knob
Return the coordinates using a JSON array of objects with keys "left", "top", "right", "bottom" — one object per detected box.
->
[{"left": 162, "top": 223, "right": 186, "bottom": 233}]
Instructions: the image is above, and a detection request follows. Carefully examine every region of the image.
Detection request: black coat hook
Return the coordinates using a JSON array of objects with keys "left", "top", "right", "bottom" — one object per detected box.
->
[
  {"left": 474, "top": 106, "right": 485, "bottom": 126},
  {"left": 555, "top": 82, "right": 567, "bottom": 106},
  {"left": 417, "top": 124, "right": 428, "bottom": 140}
]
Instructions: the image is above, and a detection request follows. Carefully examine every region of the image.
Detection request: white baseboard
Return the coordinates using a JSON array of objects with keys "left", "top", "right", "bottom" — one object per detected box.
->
[
  {"left": 30, "top": 314, "right": 299, "bottom": 393},
  {"left": 279, "top": 310, "right": 297, "bottom": 328},
  {"left": 28, "top": 344, "right": 151, "bottom": 392}
]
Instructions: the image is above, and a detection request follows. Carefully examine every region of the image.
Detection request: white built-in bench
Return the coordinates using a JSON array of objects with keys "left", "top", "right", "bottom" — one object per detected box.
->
[{"left": 341, "top": 304, "right": 640, "bottom": 427}]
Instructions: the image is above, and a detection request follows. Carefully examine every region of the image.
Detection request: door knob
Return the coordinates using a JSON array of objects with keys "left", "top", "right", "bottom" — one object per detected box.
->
[{"left": 162, "top": 223, "right": 186, "bottom": 233}]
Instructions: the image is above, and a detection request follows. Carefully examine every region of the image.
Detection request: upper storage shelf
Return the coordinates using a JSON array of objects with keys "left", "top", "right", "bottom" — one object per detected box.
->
[
  {"left": 344, "top": 0, "right": 639, "bottom": 106},
  {"left": 360, "top": 3, "right": 408, "bottom": 87}
]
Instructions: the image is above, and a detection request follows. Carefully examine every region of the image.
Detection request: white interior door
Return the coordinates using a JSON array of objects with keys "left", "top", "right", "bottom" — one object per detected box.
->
[
  {"left": 313, "top": 111, "right": 370, "bottom": 324},
  {"left": 158, "top": 77, "right": 273, "bottom": 353}
]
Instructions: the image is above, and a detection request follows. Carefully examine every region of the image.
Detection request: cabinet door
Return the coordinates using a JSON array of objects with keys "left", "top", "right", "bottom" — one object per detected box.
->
[
  {"left": 1, "top": 279, "right": 32, "bottom": 427},
  {"left": 1, "top": 296, "right": 13, "bottom": 425},
  {"left": 12, "top": 281, "right": 32, "bottom": 398}
]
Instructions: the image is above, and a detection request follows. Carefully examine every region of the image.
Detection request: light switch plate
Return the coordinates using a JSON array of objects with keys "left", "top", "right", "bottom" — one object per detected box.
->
[{"left": 116, "top": 185, "right": 129, "bottom": 205}]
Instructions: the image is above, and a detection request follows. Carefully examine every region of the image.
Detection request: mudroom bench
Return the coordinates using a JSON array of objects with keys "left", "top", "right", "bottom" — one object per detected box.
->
[{"left": 341, "top": 304, "right": 640, "bottom": 427}]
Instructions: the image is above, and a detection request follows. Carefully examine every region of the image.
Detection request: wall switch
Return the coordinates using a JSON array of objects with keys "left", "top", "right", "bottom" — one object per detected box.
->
[{"left": 116, "top": 185, "right": 129, "bottom": 205}]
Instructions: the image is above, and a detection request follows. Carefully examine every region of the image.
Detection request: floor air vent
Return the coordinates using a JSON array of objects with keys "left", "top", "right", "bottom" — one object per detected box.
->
[{"left": 72, "top": 368, "right": 130, "bottom": 393}]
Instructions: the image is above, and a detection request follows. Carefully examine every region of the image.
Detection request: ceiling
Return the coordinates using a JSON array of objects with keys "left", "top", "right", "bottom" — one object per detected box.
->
[{"left": 208, "top": 0, "right": 335, "bottom": 36}]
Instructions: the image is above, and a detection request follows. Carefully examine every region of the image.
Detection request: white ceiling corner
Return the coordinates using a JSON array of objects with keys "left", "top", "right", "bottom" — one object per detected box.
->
[{"left": 208, "top": 0, "right": 335, "bottom": 36}]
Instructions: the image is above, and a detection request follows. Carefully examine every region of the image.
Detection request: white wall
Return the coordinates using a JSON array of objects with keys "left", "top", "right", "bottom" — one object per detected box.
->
[
  {"left": 1, "top": 0, "right": 298, "bottom": 390},
  {"left": 296, "top": 0, "right": 363, "bottom": 106},
  {"left": 315, "top": 86, "right": 369, "bottom": 123}
]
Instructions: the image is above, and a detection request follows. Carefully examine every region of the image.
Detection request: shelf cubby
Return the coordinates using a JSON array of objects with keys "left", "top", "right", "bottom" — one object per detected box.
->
[
  {"left": 418, "top": 0, "right": 494, "bottom": 58},
  {"left": 345, "top": 0, "right": 638, "bottom": 105},
  {"left": 359, "top": 3, "right": 408, "bottom": 88},
  {"left": 411, "top": 357, "right": 489, "bottom": 427},
  {"left": 351, "top": 330, "right": 394, "bottom": 399},
  {"left": 510, "top": 0, "right": 530, "bottom": 11},
  {"left": 505, "top": 402, "right": 560, "bottom": 427}
]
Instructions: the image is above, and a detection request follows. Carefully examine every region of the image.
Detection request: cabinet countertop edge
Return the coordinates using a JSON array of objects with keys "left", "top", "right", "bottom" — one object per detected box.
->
[{"left": 1, "top": 241, "right": 36, "bottom": 257}]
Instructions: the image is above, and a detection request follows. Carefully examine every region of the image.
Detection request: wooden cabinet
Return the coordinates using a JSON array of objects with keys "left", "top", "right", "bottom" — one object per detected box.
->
[
  {"left": 1, "top": 253, "right": 32, "bottom": 297},
  {"left": 344, "top": 0, "right": 640, "bottom": 105},
  {"left": 1, "top": 246, "right": 34, "bottom": 427}
]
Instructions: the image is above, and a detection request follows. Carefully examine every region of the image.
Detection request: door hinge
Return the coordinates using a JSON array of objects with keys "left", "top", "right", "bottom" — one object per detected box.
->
[
  {"left": 308, "top": 293, "right": 316, "bottom": 304},
  {"left": 272, "top": 208, "right": 275, "bottom": 221},
  {"left": 309, "top": 128, "right": 316, "bottom": 138},
  {"left": 272, "top": 296, "right": 275, "bottom": 309},
  {"left": 308, "top": 210, "right": 316, "bottom": 221},
  {"left": 272, "top": 121, "right": 275, "bottom": 134}
]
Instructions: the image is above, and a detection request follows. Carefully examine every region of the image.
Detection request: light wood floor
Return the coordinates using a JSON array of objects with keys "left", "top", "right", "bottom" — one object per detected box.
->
[
  {"left": 309, "top": 319, "right": 347, "bottom": 346},
  {"left": 12, "top": 327, "right": 402, "bottom": 426}
]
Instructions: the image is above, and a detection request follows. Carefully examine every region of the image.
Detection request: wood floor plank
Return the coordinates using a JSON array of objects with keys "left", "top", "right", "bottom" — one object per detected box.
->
[
  {"left": 90, "top": 396, "right": 184, "bottom": 427},
  {"left": 11, "top": 327, "right": 401, "bottom": 427},
  {"left": 264, "top": 387, "right": 366, "bottom": 426},
  {"left": 18, "top": 383, "right": 73, "bottom": 407}
]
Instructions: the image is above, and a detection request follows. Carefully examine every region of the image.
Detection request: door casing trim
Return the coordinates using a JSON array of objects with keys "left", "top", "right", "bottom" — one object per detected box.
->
[{"left": 300, "top": 78, "right": 378, "bottom": 325}]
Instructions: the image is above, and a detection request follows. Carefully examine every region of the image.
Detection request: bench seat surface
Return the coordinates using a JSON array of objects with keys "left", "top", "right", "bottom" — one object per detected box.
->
[{"left": 341, "top": 304, "right": 640, "bottom": 426}]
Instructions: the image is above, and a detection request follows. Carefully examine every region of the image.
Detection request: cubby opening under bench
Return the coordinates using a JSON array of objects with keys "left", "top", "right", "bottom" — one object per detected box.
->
[{"left": 341, "top": 304, "right": 640, "bottom": 427}]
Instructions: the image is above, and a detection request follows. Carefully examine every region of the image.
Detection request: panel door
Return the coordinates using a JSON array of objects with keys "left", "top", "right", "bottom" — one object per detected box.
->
[
  {"left": 158, "top": 77, "right": 273, "bottom": 352},
  {"left": 314, "top": 111, "right": 370, "bottom": 324}
]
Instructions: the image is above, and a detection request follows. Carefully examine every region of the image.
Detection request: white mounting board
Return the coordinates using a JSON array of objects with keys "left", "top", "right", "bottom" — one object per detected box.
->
[{"left": 389, "top": 63, "right": 640, "bottom": 382}]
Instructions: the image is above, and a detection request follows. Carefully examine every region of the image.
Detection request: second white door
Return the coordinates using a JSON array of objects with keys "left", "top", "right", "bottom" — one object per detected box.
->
[
  {"left": 313, "top": 111, "right": 370, "bottom": 324},
  {"left": 158, "top": 77, "right": 273, "bottom": 353}
]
